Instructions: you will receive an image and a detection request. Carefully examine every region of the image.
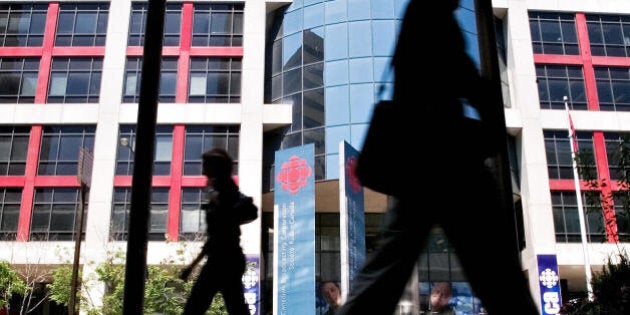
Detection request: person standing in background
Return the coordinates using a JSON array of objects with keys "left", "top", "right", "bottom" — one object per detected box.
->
[
  {"left": 430, "top": 282, "right": 455, "bottom": 315},
  {"left": 321, "top": 281, "right": 343, "bottom": 315}
]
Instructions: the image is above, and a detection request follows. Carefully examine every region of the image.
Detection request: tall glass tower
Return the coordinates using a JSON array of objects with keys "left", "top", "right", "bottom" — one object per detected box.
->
[{"left": 264, "top": 0, "right": 408, "bottom": 186}]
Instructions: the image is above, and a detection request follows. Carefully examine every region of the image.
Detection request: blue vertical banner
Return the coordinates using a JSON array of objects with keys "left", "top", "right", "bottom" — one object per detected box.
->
[
  {"left": 537, "top": 254, "right": 562, "bottom": 315},
  {"left": 243, "top": 254, "right": 260, "bottom": 315},
  {"left": 338, "top": 141, "right": 366, "bottom": 300},
  {"left": 273, "top": 144, "right": 316, "bottom": 315}
]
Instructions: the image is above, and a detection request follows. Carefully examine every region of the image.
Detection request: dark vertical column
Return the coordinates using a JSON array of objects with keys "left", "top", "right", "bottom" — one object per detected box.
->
[
  {"left": 474, "top": 0, "right": 519, "bottom": 255},
  {"left": 68, "top": 183, "right": 87, "bottom": 315},
  {"left": 122, "top": 1, "right": 166, "bottom": 314}
]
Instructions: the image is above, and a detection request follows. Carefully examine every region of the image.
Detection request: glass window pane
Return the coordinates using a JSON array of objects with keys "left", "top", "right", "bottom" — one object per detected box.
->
[
  {"left": 304, "top": 3, "right": 324, "bottom": 29},
  {"left": 587, "top": 22, "right": 603, "bottom": 44},
  {"left": 31, "top": 211, "right": 49, "bottom": 231},
  {"left": 160, "top": 72, "right": 176, "bottom": 95},
  {"left": 20, "top": 73, "right": 37, "bottom": 96},
  {"left": 303, "top": 88, "right": 324, "bottom": 128},
  {"left": 372, "top": 20, "right": 395, "bottom": 56},
  {"left": 325, "top": 60, "right": 349, "bottom": 86},
  {"left": 540, "top": 20, "right": 562, "bottom": 42},
  {"left": 230, "top": 72, "right": 240, "bottom": 95},
  {"left": 190, "top": 74, "right": 206, "bottom": 95},
  {"left": 603, "top": 23, "right": 623, "bottom": 45},
  {"left": 89, "top": 72, "right": 101, "bottom": 95},
  {"left": 304, "top": 27, "right": 324, "bottom": 64},
  {"left": 0, "top": 73, "right": 19, "bottom": 95},
  {"left": 0, "top": 140, "right": 9, "bottom": 160},
  {"left": 150, "top": 210, "right": 167, "bottom": 230},
  {"left": 193, "top": 13, "right": 209, "bottom": 33},
  {"left": 50, "top": 210, "right": 74, "bottom": 231},
  {"left": 208, "top": 72, "right": 230, "bottom": 94},
  {"left": 12, "top": 136, "right": 28, "bottom": 160},
  {"left": 283, "top": 67, "right": 302, "bottom": 95},
  {"left": 164, "top": 11, "right": 181, "bottom": 33},
  {"left": 49, "top": 74, "right": 67, "bottom": 96},
  {"left": 58, "top": 135, "right": 80, "bottom": 159},
  {"left": 283, "top": 8, "right": 302, "bottom": 36},
  {"left": 56, "top": 13, "right": 74, "bottom": 34},
  {"left": 325, "top": 24, "right": 348, "bottom": 61},
  {"left": 96, "top": 12, "right": 108, "bottom": 33},
  {"left": 272, "top": 41, "right": 282, "bottom": 75},
  {"left": 561, "top": 21, "right": 577, "bottom": 42},
  {"left": 283, "top": 32, "right": 302, "bottom": 70},
  {"left": 125, "top": 74, "right": 137, "bottom": 95},
  {"left": 185, "top": 135, "right": 202, "bottom": 159},
  {"left": 130, "top": 11, "right": 144, "bottom": 34},
  {"left": 67, "top": 73, "right": 90, "bottom": 94},
  {"left": 76, "top": 13, "right": 97, "bottom": 33},
  {"left": 30, "top": 12, "right": 46, "bottom": 34},
  {"left": 205, "top": 135, "right": 227, "bottom": 151},
  {"left": 349, "top": 58, "right": 373, "bottom": 83},
  {"left": 210, "top": 12, "right": 231, "bottom": 34},
  {"left": 155, "top": 136, "right": 172, "bottom": 161},
  {"left": 233, "top": 12, "right": 243, "bottom": 34},
  {"left": 349, "top": 21, "right": 372, "bottom": 58}
]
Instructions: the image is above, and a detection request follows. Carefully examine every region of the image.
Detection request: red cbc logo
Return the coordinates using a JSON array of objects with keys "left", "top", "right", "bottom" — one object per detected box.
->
[
  {"left": 276, "top": 155, "right": 312, "bottom": 194},
  {"left": 345, "top": 156, "right": 362, "bottom": 193}
]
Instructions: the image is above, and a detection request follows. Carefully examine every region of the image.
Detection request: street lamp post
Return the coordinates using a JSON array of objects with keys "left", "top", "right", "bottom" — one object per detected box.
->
[
  {"left": 120, "top": 137, "right": 135, "bottom": 153},
  {"left": 69, "top": 148, "right": 93, "bottom": 315}
]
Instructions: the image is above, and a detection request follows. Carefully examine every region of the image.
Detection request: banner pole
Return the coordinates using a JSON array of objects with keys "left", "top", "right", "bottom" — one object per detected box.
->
[{"left": 564, "top": 96, "right": 594, "bottom": 301}]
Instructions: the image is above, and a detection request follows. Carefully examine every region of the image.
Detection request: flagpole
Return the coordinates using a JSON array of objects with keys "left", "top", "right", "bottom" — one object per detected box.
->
[{"left": 564, "top": 95, "right": 594, "bottom": 301}]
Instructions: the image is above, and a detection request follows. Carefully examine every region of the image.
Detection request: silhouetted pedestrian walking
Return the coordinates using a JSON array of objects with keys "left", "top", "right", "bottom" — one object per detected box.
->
[
  {"left": 180, "top": 148, "right": 251, "bottom": 315},
  {"left": 338, "top": 1, "right": 540, "bottom": 314}
]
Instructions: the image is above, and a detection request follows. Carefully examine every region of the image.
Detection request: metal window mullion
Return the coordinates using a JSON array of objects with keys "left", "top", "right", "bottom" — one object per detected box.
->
[
  {"left": 595, "top": 19, "right": 605, "bottom": 55},
  {"left": 535, "top": 18, "right": 544, "bottom": 52},
  {"left": 555, "top": 133, "right": 563, "bottom": 178},
  {"left": 557, "top": 15, "right": 568, "bottom": 54},
  {"left": 43, "top": 189, "right": 54, "bottom": 237},
  {"left": 16, "top": 58, "right": 25, "bottom": 100},
  {"left": 230, "top": 9, "right": 235, "bottom": 44},
  {"left": 544, "top": 65, "right": 552, "bottom": 108}
]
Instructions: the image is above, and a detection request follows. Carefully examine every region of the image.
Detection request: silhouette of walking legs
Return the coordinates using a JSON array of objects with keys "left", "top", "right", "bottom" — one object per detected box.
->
[
  {"left": 182, "top": 251, "right": 248, "bottom": 315},
  {"left": 337, "top": 198, "right": 433, "bottom": 315}
]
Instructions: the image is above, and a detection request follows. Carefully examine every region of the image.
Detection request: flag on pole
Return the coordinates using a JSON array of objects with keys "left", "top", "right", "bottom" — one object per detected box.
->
[{"left": 564, "top": 96, "right": 594, "bottom": 301}]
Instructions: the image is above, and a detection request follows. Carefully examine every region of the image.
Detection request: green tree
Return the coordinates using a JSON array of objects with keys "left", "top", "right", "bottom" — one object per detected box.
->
[
  {"left": 0, "top": 260, "right": 29, "bottom": 313},
  {"left": 560, "top": 249, "right": 630, "bottom": 314},
  {"left": 48, "top": 265, "right": 74, "bottom": 308},
  {"left": 0, "top": 241, "right": 55, "bottom": 315},
  {"left": 47, "top": 246, "right": 229, "bottom": 315}
]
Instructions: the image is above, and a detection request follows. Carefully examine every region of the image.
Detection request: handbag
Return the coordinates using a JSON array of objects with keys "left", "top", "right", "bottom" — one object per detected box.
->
[
  {"left": 233, "top": 192, "right": 258, "bottom": 225},
  {"left": 356, "top": 99, "right": 403, "bottom": 196},
  {"left": 202, "top": 190, "right": 258, "bottom": 225}
]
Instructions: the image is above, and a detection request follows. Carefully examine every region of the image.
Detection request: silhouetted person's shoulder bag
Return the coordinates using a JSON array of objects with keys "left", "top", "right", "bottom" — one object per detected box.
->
[
  {"left": 234, "top": 192, "right": 258, "bottom": 225},
  {"left": 202, "top": 190, "right": 258, "bottom": 224},
  {"left": 356, "top": 99, "right": 403, "bottom": 196}
]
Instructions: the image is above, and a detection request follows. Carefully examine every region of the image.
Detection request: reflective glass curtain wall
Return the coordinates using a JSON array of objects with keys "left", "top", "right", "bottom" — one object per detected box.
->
[{"left": 267, "top": 0, "right": 408, "bottom": 181}]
